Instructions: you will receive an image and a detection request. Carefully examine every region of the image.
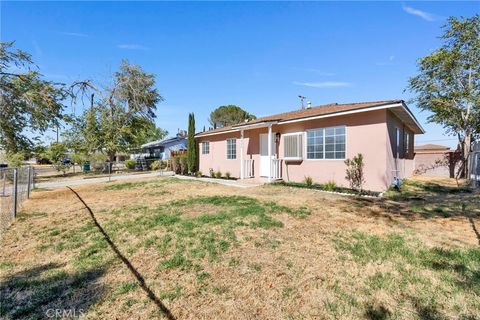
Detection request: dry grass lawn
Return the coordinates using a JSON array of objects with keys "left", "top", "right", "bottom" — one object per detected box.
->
[{"left": 1, "top": 176, "right": 479, "bottom": 319}]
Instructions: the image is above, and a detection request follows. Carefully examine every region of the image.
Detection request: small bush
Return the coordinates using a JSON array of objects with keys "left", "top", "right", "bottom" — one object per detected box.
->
[
  {"left": 172, "top": 156, "right": 181, "bottom": 174},
  {"left": 179, "top": 156, "right": 188, "bottom": 175},
  {"left": 215, "top": 171, "right": 222, "bottom": 179},
  {"left": 196, "top": 171, "right": 202, "bottom": 178},
  {"left": 225, "top": 172, "right": 231, "bottom": 179},
  {"left": 125, "top": 159, "right": 136, "bottom": 170},
  {"left": 304, "top": 176, "right": 313, "bottom": 187},
  {"left": 324, "top": 180, "right": 337, "bottom": 191},
  {"left": 160, "top": 160, "right": 168, "bottom": 170},
  {"left": 345, "top": 153, "right": 365, "bottom": 193},
  {"left": 52, "top": 162, "right": 72, "bottom": 176},
  {"left": 209, "top": 168, "right": 214, "bottom": 177},
  {"left": 151, "top": 160, "right": 161, "bottom": 171},
  {"left": 71, "top": 153, "right": 87, "bottom": 165}
]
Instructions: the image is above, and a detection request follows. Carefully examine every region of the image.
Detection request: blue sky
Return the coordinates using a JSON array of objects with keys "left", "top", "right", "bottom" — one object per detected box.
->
[{"left": 2, "top": 1, "right": 478, "bottom": 147}]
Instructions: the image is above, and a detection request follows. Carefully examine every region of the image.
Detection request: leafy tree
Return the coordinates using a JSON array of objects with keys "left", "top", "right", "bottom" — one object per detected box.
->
[
  {"left": 408, "top": 15, "right": 480, "bottom": 178},
  {"left": 45, "top": 142, "right": 68, "bottom": 163},
  {"left": 45, "top": 142, "right": 71, "bottom": 175},
  {"left": 187, "top": 113, "right": 197, "bottom": 173},
  {"left": 0, "top": 42, "right": 67, "bottom": 154},
  {"left": 65, "top": 60, "right": 165, "bottom": 160},
  {"left": 5, "top": 152, "right": 24, "bottom": 167},
  {"left": 208, "top": 105, "right": 256, "bottom": 128},
  {"left": 128, "top": 117, "right": 168, "bottom": 147}
]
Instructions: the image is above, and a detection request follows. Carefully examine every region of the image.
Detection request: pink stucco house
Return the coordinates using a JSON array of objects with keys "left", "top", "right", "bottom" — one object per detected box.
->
[{"left": 195, "top": 100, "right": 425, "bottom": 191}]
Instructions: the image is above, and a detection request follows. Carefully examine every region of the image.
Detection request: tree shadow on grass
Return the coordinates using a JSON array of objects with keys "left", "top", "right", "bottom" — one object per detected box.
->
[
  {"left": 364, "top": 303, "right": 391, "bottom": 320},
  {"left": 0, "top": 262, "right": 106, "bottom": 319},
  {"left": 67, "top": 186, "right": 176, "bottom": 320},
  {"left": 419, "top": 247, "right": 480, "bottom": 295},
  {"left": 334, "top": 179, "right": 480, "bottom": 244}
]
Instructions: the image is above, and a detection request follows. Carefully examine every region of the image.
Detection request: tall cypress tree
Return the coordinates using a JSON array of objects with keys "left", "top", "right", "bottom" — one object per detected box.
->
[{"left": 187, "top": 113, "right": 197, "bottom": 174}]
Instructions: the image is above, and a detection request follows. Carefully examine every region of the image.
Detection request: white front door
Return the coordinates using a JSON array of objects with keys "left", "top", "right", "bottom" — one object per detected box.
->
[{"left": 259, "top": 133, "right": 275, "bottom": 177}]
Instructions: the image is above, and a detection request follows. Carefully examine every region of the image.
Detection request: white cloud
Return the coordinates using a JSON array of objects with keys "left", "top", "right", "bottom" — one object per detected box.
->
[
  {"left": 293, "top": 81, "right": 352, "bottom": 88},
  {"left": 117, "top": 44, "right": 149, "bottom": 50},
  {"left": 402, "top": 4, "right": 435, "bottom": 21},
  {"left": 59, "top": 32, "right": 89, "bottom": 37}
]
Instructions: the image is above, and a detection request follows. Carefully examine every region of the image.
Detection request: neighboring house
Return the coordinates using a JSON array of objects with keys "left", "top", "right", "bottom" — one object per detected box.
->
[
  {"left": 414, "top": 144, "right": 460, "bottom": 178},
  {"left": 195, "top": 100, "right": 424, "bottom": 191},
  {"left": 470, "top": 141, "right": 480, "bottom": 187},
  {"left": 131, "top": 130, "right": 187, "bottom": 160}
]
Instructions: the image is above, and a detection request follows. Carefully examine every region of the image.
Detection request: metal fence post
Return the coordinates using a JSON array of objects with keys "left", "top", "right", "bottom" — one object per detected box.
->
[
  {"left": 27, "top": 166, "right": 32, "bottom": 198},
  {"left": 12, "top": 168, "right": 18, "bottom": 219}
]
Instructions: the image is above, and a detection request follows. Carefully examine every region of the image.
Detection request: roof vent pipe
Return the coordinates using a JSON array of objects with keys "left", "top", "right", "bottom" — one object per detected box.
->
[{"left": 306, "top": 101, "right": 312, "bottom": 109}]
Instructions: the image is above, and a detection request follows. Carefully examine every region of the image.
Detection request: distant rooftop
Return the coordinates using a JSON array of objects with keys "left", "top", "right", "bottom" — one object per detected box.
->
[
  {"left": 414, "top": 144, "right": 451, "bottom": 151},
  {"left": 141, "top": 132, "right": 186, "bottom": 149}
]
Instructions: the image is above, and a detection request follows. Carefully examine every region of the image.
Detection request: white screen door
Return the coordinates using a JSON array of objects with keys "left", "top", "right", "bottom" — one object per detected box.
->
[{"left": 259, "top": 133, "right": 275, "bottom": 177}]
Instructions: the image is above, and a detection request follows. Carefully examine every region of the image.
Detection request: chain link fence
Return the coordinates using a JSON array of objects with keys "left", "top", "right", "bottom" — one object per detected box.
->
[{"left": 0, "top": 166, "right": 34, "bottom": 238}]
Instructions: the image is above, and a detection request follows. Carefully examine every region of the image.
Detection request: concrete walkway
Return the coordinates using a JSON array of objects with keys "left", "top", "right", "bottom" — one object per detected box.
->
[
  {"left": 174, "top": 175, "right": 262, "bottom": 188},
  {"left": 36, "top": 172, "right": 262, "bottom": 189},
  {"left": 36, "top": 171, "right": 174, "bottom": 189}
]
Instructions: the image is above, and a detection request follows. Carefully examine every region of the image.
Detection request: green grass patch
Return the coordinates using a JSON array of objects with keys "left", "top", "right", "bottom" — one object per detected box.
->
[
  {"left": 336, "top": 231, "right": 480, "bottom": 317},
  {"left": 117, "top": 281, "right": 139, "bottom": 294},
  {"left": 0, "top": 261, "right": 16, "bottom": 270},
  {"left": 91, "top": 195, "right": 310, "bottom": 292},
  {"left": 99, "top": 177, "right": 186, "bottom": 191}
]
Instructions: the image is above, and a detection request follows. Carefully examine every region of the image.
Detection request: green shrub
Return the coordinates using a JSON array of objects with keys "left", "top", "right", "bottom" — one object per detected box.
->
[
  {"left": 71, "top": 153, "right": 87, "bottom": 165},
  {"left": 5, "top": 152, "right": 24, "bottom": 167},
  {"left": 172, "top": 156, "right": 181, "bottom": 174},
  {"left": 151, "top": 160, "right": 161, "bottom": 171},
  {"left": 209, "top": 168, "right": 214, "bottom": 177},
  {"left": 324, "top": 180, "right": 337, "bottom": 191},
  {"left": 90, "top": 152, "right": 108, "bottom": 172},
  {"left": 160, "top": 160, "right": 168, "bottom": 170},
  {"left": 304, "top": 176, "right": 313, "bottom": 187},
  {"left": 196, "top": 171, "right": 202, "bottom": 178},
  {"left": 179, "top": 156, "right": 188, "bottom": 175},
  {"left": 225, "top": 172, "right": 231, "bottom": 179},
  {"left": 215, "top": 171, "right": 222, "bottom": 179},
  {"left": 125, "top": 159, "right": 136, "bottom": 169},
  {"left": 52, "top": 162, "right": 72, "bottom": 176}
]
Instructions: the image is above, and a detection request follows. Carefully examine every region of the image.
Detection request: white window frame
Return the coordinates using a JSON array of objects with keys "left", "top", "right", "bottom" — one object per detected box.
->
[
  {"left": 202, "top": 141, "right": 210, "bottom": 155},
  {"left": 226, "top": 138, "right": 236, "bottom": 160},
  {"left": 305, "top": 125, "right": 347, "bottom": 161},
  {"left": 395, "top": 128, "right": 400, "bottom": 159},
  {"left": 404, "top": 131, "right": 410, "bottom": 157},
  {"left": 282, "top": 132, "right": 303, "bottom": 160}
]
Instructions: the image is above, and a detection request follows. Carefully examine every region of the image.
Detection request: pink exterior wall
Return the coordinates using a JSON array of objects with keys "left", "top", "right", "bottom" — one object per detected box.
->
[
  {"left": 197, "top": 131, "right": 244, "bottom": 177},
  {"left": 276, "top": 110, "right": 388, "bottom": 191},
  {"left": 196, "top": 109, "right": 419, "bottom": 191},
  {"left": 386, "top": 110, "right": 415, "bottom": 184}
]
